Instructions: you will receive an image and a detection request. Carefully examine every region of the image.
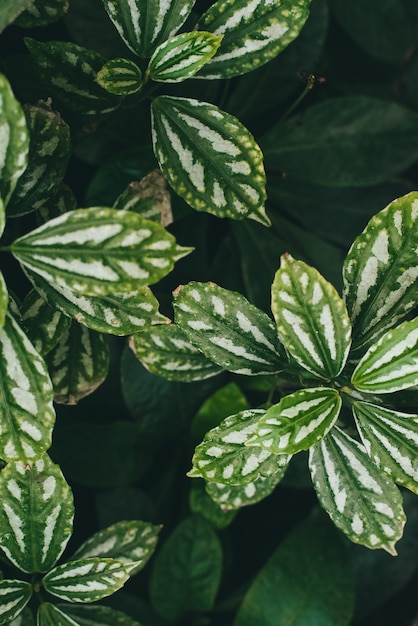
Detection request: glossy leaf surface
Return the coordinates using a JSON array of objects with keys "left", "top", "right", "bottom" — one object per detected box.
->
[
  {"left": 37, "top": 603, "right": 79, "bottom": 626},
  {"left": 21, "top": 289, "right": 70, "bottom": 356},
  {"left": 0, "top": 580, "right": 32, "bottom": 625},
  {"left": 96, "top": 57, "right": 143, "bottom": 95}
]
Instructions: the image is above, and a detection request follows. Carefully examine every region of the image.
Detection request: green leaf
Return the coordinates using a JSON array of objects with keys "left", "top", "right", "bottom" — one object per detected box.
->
[
  {"left": 190, "top": 381, "right": 249, "bottom": 442},
  {"left": 271, "top": 254, "right": 351, "bottom": 379},
  {"left": 0, "top": 0, "right": 33, "bottom": 32},
  {"left": 351, "top": 318, "right": 418, "bottom": 394},
  {"left": 15, "top": 0, "right": 69, "bottom": 28},
  {"left": 0, "top": 74, "right": 29, "bottom": 206},
  {"left": 151, "top": 96, "right": 269, "bottom": 224},
  {"left": 189, "top": 481, "right": 237, "bottom": 529},
  {"left": 20, "top": 289, "right": 70, "bottom": 356},
  {"left": 102, "top": 0, "right": 196, "bottom": 57},
  {"left": 174, "top": 281, "right": 287, "bottom": 375},
  {"left": 196, "top": 0, "right": 311, "bottom": 79},
  {"left": 71, "top": 520, "right": 161, "bottom": 576},
  {"left": 57, "top": 604, "right": 144, "bottom": 626},
  {"left": 43, "top": 558, "right": 131, "bottom": 603},
  {"left": 353, "top": 400, "right": 418, "bottom": 495},
  {"left": 130, "top": 323, "right": 223, "bottom": 382},
  {"left": 343, "top": 192, "right": 418, "bottom": 352},
  {"left": 0, "top": 455, "right": 74, "bottom": 572},
  {"left": 0, "top": 272, "right": 7, "bottom": 334},
  {"left": 0, "top": 580, "right": 32, "bottom": 625},
  {"left": 113, "top": 170, "right": 172, "bottom": 224},
  {"left": 0, "top": 312, "right": 55, "bottom": 462},
  {"left": 45, "top": 322, "right": 109, "bottom": 404},
  {"left": 7, "top": 101, "right": 71, "bottom": 218},
  {"left": 309, "top": 426, "right": 406, "bottom": 554},
  {"left": 37, "top": 603, "right": 79, "bottom": 626},
  {"left": 149, "top": 515, "right": 222, "bottom": 621},
  {"left": 6, "top": 606, "right": 34, "bottom": 626},
  {"left": 24, "top": 39, "right": 121, "bottom": 115},
  {"left": 96, "top": 58, "right": 143, "bottom": 96},
  {"left": 148, "top": 31, "right": 222, "bottom": 83},
  {"left": 37, "top": 183, "right": 77, "bottom": 224},
  {"left": 0, "top": 196, "right": 4, "bottom": 237},
  {"left": 12, "top": 207, "right": 192, "bottom": 297},
  {"left": 250, "top": 387, "right": 342, "bottom": 454}
]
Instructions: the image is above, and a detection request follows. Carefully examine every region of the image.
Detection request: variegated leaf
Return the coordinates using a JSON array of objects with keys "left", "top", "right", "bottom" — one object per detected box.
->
[
  {"left": 20, "top": 289, "right": 70, "bottom": 356},
  {"left": 353, "top": 400, "right": 418, "bottom": 494},
  {"left": 0, "top": 312, "right": 55, "bottom": 461},
  {"left": 96, "top": 58, "right": 143, "bottom": 96},
  {"left": 271, "top": 254, "right": 352, "bottom": 379},
  {"left": 0, "top": 271, "right": 7, "bottom": 334},
  {"left": 72, "top": 520, "right": 160, "bottom": 576},
  {"left": 0, "top": 580, "right": 32, "bottom": 625},
  {"left": 0, "top": 0, "right": 33, "bottom": 32},
  {"left": 0, "top": 195, "right": 5, "bottom": 236},
  {"left": 249, "top": 387, "right": 342, "bottom": 454},
  {"left": 43, "top": 558, "right": 131, "bottom": 603},
  {"left": 0, "top": 455, "right": 74, "bottom": 572},
  {"left": 196, "top": 0, "right": 311, "bottom": 79},
  {"left": 37, "top": 602, "right": 79, "bottom": 626},
  {"left": 130, "top": 323, "right": 223, "bottom": 381},
  {"left": 57, "top": 604, "right": 143, "bottom": 625},
  {"left": 7, "top": 101, "right": 71, "bottom": 218},
  {"left": 12, "top": 207, "right": 192, "bottom": 297},
  {"left": 37, "top": 183, "right": 77, "bottom": 224},
  {"left": 343, "top": 192, "right": 418, "bottom": 352},
  {"left": 102, "top": 0, "right": 196, "bottom": 57},
  {"left": 0, "top": 73, "right": 29, "bottom": 206},
  {"left": 24, "top": 39, "right": 121, "bottom": 115},
  {"left": 113, "top": 170, "right": 173, "bottom": 226},
  {"left": 151, "top": 96, "right": 269, "bottom": 225},
  {"left": 189, "top": 408, "right": 289, "bottom": 485},
  {"left": 309, "top": 426, "right": 406, "bottom": 554},
  {"left": 148, "top": 31, "right": 222, "bottom": 83},
  {"left": 351, "top": 317, "right": 418, "bottom": 393},
  {"left": 15, "top": 0, "right": 69, "bottom": 28},
  {"left": 45, "top": 322, "right": 109, "bottom": 405},
  {"left": 174, "top": 281, "right": 286, "bottom": 375}
]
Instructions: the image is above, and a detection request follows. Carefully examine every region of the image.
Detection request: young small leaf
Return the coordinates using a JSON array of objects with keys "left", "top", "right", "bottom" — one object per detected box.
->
[
  {"left": 351, "top": 318, "right": 418, "bottom": 393},
  {"left": 57, "top": 604, "right": 143, "bottom": 625},
  {"left": 0, "top": 580, "right": 32, "bottom": 625},
  {"left": 250, "top": 387, "right": 342, "bottom": 454},
  {"left": 353, "top": 400, "right": 418, "bottom": 494},
  {"left": 343, "top": 191, "right": 418, "bottom": 352},
  {"left": 12, "top": 207, "right": 192, "bottom": 297},
  {"left": 37, "top": 603, "right": 79, "bottom": 626},
  {"left": 0, "top": 455, "right": 74, "bottom": 572},
  {"left": 197, "top": 0, "right": 311, "bottom": 79},
  {"left": 20, "top": 289, "right": 70, "bottom": 356},
  {"left": 151, "top": 96, "right": 269, "bottom": 224},
  {"left": 130, "top": 323, "right": 223, "bottom": 382},
  {"left": 96, "top": 58, "right": 143, "bottom": 96},
  {"left": 309, "top": 426, "right": 406, "bottom": 554},
  {"left": 271, "top": 254, "right": 352, "bottom": 379},
  {"left": 15, "top": 0, "right": 69, "bottom": 28},
  {"left": 174, "top": 281, "right": 287, "bottom": 375},
  {"left": 148, "top": 31, "right": 222, "bottom": 83}
]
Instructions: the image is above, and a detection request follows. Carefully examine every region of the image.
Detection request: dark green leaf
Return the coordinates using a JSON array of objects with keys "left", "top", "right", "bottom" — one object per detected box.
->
[
  {"left": 96, "top": 58, "right": 143, "bottom": 96},
  {"left": 190, "top": 381, "right": 249, "bottom": 442},
  {"left": 37, "top": 603, "right": 78, "bottom": 626},
  {"left": 57, "top": 604, "right": 144, "bottom": 626},
  {"left": 189, "top": 481, "right": 237, "bottom": 529},
  {"left": 0, "top": 272, "right": 7, "bottom": 334},
  {"left": 0, "top": 580, "right": 32, "bottom": 625},
  {"left": 6, "top": 606, "right": 35, "bottom": 626},
  {"left": 20, "top": 289, "right": 70, "bottom": 356},
  {"left": 0, "top": 0, "right": 32, "bottom": 32},
  {"left": 16, "top": 0, "right": 69, "bottom": 28},
  {"left": 113, "top": 169, "right": 172, "bottom": 225}
]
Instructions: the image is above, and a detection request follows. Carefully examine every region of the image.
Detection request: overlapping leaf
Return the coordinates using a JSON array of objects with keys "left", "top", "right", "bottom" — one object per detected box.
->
[
  {"left": 16, "top": 0, "right": 69, "bottom": 28},
  {"left": 0, "top": 272, "right": 7, "bottom": 334},
  {"left": 0, "top": 580, "right": 32, "bottom": 625},
  {"left": 0, "top": 0, "right": 32, "bottom": 32},
  {"left": 250, "top": 387, "right": 342, "bottom": 454},
  {"left": 37, "top": 603, "right": 79, "bottom": 626},
  {"left": 271, "top": 255, "right": 352, "bottom": 379},
  {"left": 0, "top": 312, "right": 55, "bottom": 461},
  {"left": 196, "top": 0, "right": 311, "bottom": 79},
  {"left": 8, "top": 607, "right": 35, "bottom": 625},
  {"left": 130, "top": 323, "right": 223, "bottom": 382},
  {"left": 0, "top": 196, "right": 4, "bottom": 236},
  {"left": 309, "top": 426, "right": 406, "bottom": 554},
  {"left": 151, "top": 96, "right": 269, "bottom": 224},
  {"left": 113, "top": 169, "right": 173, "bottom": 226},
  {"left": 0, "top": 455, "right": 74, "bottom": 572},
  {"left": 21, "top": 289, "right": 70, "bottom": 356},
  {"left": 353, "top": 400, "right": 418, "bottom": 494},
  {"left": 57, "top": 604, "right": 144, "bottom": 625},
  {"left": 174, "top": 281, "right": 286, "bottom": 375},
  {"left": 351, "top": 318, "right": 418, "bottom": 393},
  {"left": 343, "top": 192, "right": 418, "bottom": 352},
  {"left": 12, "top": 207, "right": 192, "bottom": 296},
  {"left": 189, "top": 481, "right": 237, "bottom": 529},
  {"left": 96, "top": 58, "right": 143, "bottom": 96}
]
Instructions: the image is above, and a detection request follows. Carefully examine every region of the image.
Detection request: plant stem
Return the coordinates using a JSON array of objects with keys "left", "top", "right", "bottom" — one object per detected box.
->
[{"left": 279, "top": 74, "right": 317, "bottom": 122}]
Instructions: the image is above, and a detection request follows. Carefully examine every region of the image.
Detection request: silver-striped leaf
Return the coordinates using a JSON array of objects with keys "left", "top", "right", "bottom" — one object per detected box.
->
[
  {"left": 151, "top": 96, "right": 269, "bottom": 225},
  {"left": 15, "top": 0, "right": 69, "bottom": 28},
  {"left": 0, "top": 73, "right": 29, "bottom": 206},
  {"left": 148, "top": 31, "right": 222, "bottom": 83},
  {"left": 37, "top": 603, "right": 79, "bottom": 626},
  {"left": 174, "top": 281, "right": 287, "bottom": 375},
  {"left": 196, "top": 0, "right": 311, "bottom": 79},
  {"left": 12, "top": 207, "right": 192, "bottom": 297},
  {"left": 0, "top": 580, "right": 32, "bottom": 625},
  {"left": 96, "top": 58, "right": 143, "bottom": 96},
  {"left": 190, "top": 409, "right": 290, "bottom": 485},
  {"left": 71, "top": 520, "right": 160, "bottom": 576},
  {"left": 45, "top": 322, "right": 109, "bottom": 405},
  {"left": 309, "top": 426, "right": 406, "bottom": 554},
  {"left": 351, "top": 317, "right": 418, "bottom": 394},
  {"left": 353, "top": 400, "right": 418, "bottom": 495},
  {"left": 7, "top": 101, "right": 71, "bottom": 218},
  {"left": 113, "top": 170, "right": 173, "bottom": 226},
  {"left": 43, "top": 558, "right": 131, "bottom": 603},
  {"left": 130, "top": 323, "right": 223, "bottom": 381},
  {"left": 20, "top": 289, "right": 70, "bottom": 356},
  {"left": 24, "top": 39, "right": 121, "bottom": 115},
  {"left": 343, "top": 191, "right": 418, "bottom": 352},
  {"left": 249, "top": 387, "right": 342, "bottom": 454},
  {"left": 0, "top": 455, "right": 74, "bottom": 573},
  {"left": 57, "top": 604, "right": 143, "bottom": 625},
  {"left": 271, "top": 254, "right": 352, "bottom": 379},
  {"left": 102, "top": 0, "right": 196, "bottom": 58},
  {"left": 0, "top": 271, "right": 7, "bottom": 334},
  {"left": 0, "top": 312, "right": 55, "bottom": 462}
]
